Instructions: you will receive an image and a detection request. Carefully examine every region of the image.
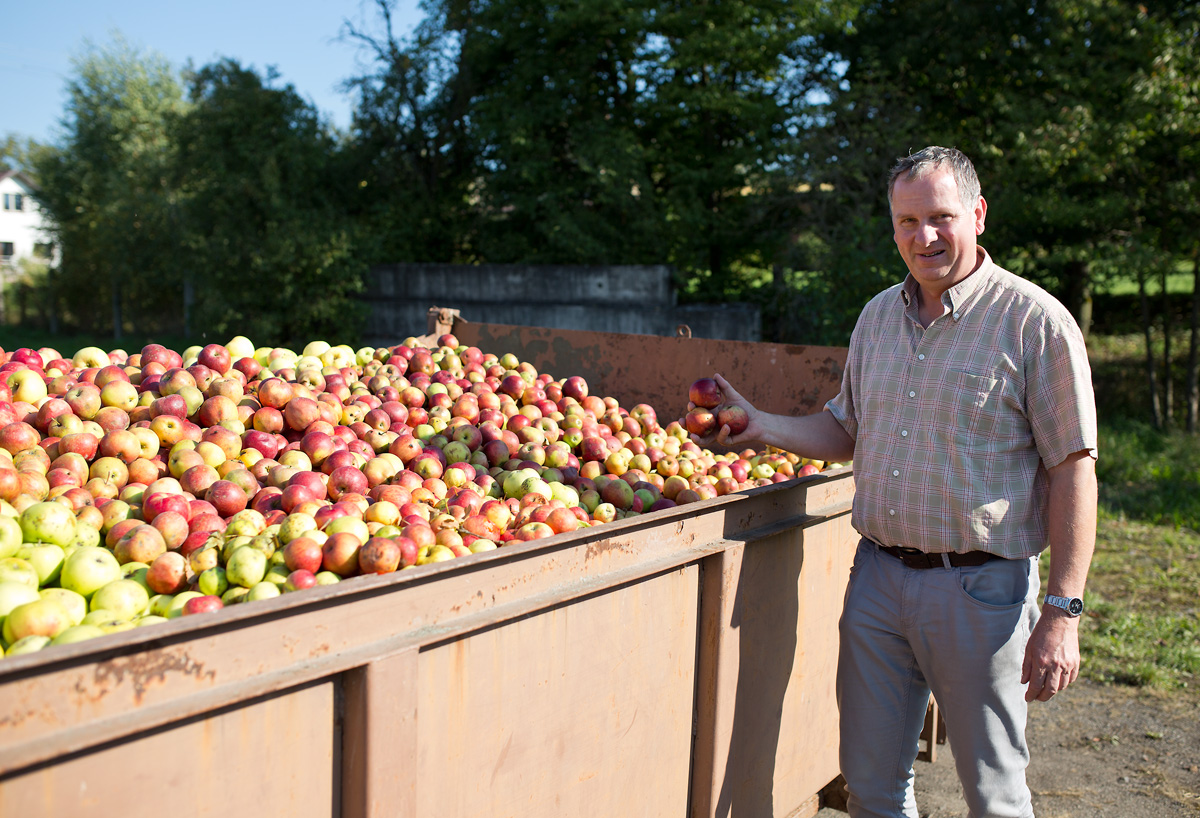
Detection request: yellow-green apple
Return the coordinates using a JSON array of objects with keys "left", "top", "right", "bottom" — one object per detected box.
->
[
  {"left": 88, "top": 578, "right": 149, "bottom": 621},
  {"left": 226, "top": 545, "right": 268, "bottom": 588},
  {"left": 6, "top": 369, "right": 48, "bottom": 405},
  {"left": 20, "top": 501, "right": 77, "bottom": 547},
  {"left": 16, "top": 543, "right": 65, "bottom": 586},
  {"left": 3, "top": 597, "right": 72, "bottom": 643},
  {"left": 198, "top": 565, "right": 228, "bottom": 597}
]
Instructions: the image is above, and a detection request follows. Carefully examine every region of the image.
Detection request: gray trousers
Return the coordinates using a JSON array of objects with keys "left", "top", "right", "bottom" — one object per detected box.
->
[{"left": 837, "top": 538, "right": 1041, "bottom": 818}]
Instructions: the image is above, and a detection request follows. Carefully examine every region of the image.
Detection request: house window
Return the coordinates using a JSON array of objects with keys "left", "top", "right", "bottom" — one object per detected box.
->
[
  {"left": 1, "top": 242, "right": 14, "bottom": 260},
  {"left": 34, "top": 243, "right": 53, "bottom": 259},
  {"left": 2, "top": 193, "right": 22, "bottom": 211}
]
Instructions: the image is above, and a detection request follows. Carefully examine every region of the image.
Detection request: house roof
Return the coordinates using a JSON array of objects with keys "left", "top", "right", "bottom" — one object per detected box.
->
[{"left": 0, "top": 170, "right": 38, "bottom": 190}]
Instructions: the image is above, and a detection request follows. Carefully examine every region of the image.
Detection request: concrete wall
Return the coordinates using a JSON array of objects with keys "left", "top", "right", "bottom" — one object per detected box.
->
[{"left": 362, "top": 263, "right": 761, "bottom": 345}]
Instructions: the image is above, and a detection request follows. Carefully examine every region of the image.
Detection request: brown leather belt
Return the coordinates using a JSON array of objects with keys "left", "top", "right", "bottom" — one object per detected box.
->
[{"left": 874, "top": 542, "right": 1000, "bottom": 569}]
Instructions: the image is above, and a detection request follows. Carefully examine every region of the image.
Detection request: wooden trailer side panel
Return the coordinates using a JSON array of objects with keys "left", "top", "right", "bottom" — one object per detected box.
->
[
  {"left": 415, "top": 565, "right": 699, "bottom": 818},
  {"left": 692, "top": 480, "right": 855, "bottom": 818},
  {"left": 0, "top": 681, "right": 336, "bottom": 818}
]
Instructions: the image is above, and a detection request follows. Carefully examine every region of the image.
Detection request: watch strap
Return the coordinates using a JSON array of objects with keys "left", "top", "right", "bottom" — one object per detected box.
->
[{"left": 1044, "top": 593, "right": 1083, "bottom": 616}]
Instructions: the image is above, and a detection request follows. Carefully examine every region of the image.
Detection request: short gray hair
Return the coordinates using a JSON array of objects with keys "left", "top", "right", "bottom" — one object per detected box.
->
[{"left": 887, "top": 147, "right": 981, "bottom": 213}]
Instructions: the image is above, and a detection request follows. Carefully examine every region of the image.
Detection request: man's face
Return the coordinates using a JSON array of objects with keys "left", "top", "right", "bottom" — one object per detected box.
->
[{"left": 891, "top": 167, "right": 987, "bottom": 296}]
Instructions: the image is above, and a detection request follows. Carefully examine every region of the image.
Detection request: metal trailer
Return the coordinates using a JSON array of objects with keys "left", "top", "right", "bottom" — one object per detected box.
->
[{"left": 0, "top": 316, "right": 862, "bottom": 818}]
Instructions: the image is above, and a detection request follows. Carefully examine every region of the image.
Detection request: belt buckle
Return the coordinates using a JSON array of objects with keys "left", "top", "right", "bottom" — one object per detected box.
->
[{"left": 894, "top": 547, "right": 931, "bottom": 569}]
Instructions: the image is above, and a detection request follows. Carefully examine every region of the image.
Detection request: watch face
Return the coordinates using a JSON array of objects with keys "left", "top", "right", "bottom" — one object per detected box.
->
[{"left": 1068, "top": 598, "right": 1084, "bottom": 616}]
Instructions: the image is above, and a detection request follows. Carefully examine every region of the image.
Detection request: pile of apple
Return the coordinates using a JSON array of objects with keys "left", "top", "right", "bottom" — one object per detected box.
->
[{"left": 0, "top": 336, "right": 835, "bottom": 658}]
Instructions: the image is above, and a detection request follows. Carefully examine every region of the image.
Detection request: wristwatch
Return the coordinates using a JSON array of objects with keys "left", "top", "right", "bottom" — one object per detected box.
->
[{"left": 1044, "top": 593, "right": 1084, "bottom": 617}]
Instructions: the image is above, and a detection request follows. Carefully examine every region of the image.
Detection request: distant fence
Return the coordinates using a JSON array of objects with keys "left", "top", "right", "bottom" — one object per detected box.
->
[{"left": 361, "top": 264, "right": 761, "bottom": 345}]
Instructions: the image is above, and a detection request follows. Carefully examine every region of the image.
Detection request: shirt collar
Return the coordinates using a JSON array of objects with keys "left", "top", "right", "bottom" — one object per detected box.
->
[{"left": 898, "top": 247, "right": 996, "bottom": 321}]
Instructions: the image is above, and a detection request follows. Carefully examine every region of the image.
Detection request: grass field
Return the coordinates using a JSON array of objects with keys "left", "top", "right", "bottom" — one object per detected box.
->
[{"left": 1080, "top": 331, "right": 1200, "bottom": 690}]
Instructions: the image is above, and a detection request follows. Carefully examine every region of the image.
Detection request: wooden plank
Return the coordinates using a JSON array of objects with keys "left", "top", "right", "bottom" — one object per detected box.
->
[
  {"left": 342, "top": 648, "right": 420, "bottom": 818},
  {"left": 721, "top": 512, "right": 856, "bottom": 817},
  {"left": 691, "top": 545, "right": 746, "bottom": 818},
  {"left": 0, "top": 681, "right": 335, "bottom": 818},
  {"left": 415, "top": 566, "right": 699, "bottom": 818}
]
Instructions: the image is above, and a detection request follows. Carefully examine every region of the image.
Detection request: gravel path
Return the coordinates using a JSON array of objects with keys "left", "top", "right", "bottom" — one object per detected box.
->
[{"left": 817, "top": 680, "right": 1200, "bottom": 816}]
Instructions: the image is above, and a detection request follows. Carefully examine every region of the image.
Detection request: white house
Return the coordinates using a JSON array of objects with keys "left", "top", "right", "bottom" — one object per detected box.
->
[{"left": 0, "top": 170, "right": 54, "bottom": 270}]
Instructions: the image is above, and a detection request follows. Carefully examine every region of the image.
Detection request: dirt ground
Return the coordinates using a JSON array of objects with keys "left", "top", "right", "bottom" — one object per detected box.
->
[{"left": 816, "top": 680, "right": 1200, "bottom": 817}]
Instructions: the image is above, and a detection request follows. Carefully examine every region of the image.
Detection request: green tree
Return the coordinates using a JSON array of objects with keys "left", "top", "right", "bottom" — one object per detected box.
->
[
  {"left": 0, "top": 135, "right": 51, "bottom": 176},
  {"left": 32, "top": 36, "right": 188, "bottom": 338},
  {"left": 795, "top": 0, "right": 1185, "bottom": 345},
  {"left": 172, "top": 59, "right": 366, "bottom": 347},
  {"left": 339, "top": 0, "right": 479, "bottom": 265},
  {"left": 346, "top": 0, "right": 857, "bottom": 302},
  {"left": 1123, "top": 4, "right": 1200, "bottom": 430}
]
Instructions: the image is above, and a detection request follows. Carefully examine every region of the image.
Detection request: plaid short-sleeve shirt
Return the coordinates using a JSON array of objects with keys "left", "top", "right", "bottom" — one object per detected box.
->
[{"left": 825, "top": 248, "right": 1097, "bottom": 559}]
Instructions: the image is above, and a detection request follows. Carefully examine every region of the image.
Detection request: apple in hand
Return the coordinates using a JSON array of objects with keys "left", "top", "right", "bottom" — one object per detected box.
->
[
  {"left": 716, "top": 404, "right": 750, "bottom": 436},
  {"left": 685, "top": 408, "right": 718, "bottom": 438},
  {"left": 688, "top": 378, "right": 724, "bottom": 409}
]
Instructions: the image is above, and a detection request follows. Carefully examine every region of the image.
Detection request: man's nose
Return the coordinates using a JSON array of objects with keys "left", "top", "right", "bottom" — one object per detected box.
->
[{"left": 916, "top": 222, "right": 939, "bottom": 245}]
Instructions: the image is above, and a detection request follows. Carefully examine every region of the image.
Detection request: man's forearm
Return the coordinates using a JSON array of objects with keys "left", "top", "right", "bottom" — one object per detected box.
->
[
  {"left": 750, "top": 409, "right": 857, "bottom": 464},
  {"left": 1043, "top": 451, "right": 1098, "bottom": 601}
]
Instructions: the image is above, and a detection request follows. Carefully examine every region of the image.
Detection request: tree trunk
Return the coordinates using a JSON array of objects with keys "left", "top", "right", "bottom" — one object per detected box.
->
[
  {"left": 45, "top": 267, "right": 58, "bottom": 335},
  {"left": 111, "top": 277, "right": 123, "bottom": 342},
  {"left": 1162, "top": 266, "right": 1173, "bottom": 429},
  {"left": 1139, "top": 270, "right": 1163, "bottom": 429},
  {"left": 1187, "top": 247, "right": 1199, "bottom": 433},
  {"left": 1064, "top": 259, "right": 1093, "bottom": 341},
  {"left": 770, "top": 260, "right": 787, "bottom": 343},
  {"left": 183, "top": 272, "right": 193, "bottom": 339}
]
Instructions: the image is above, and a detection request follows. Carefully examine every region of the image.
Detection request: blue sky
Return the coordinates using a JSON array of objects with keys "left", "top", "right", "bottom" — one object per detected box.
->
[{"left": 1, "top": 0, "right": 425, "bottom": 145}]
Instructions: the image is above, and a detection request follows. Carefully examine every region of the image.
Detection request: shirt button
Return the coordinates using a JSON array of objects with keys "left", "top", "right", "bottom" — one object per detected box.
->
[
  {"left": 918, "top": 354, "right": 926, "bottom": 361},
  {"left": 901, "top": 430, "right": 909, "bottom": 437},
  {"left": 889, "top": 509, "right": 896, "bottom": 516},
  {"left": 892, "top": 469, "right": 900, "bottom": 477},
  {"left": 909, "top": 391, "right": 916, "bottom": 398},
  {"left": 953, "top": 311, "right": 960, "bottom": 320}
]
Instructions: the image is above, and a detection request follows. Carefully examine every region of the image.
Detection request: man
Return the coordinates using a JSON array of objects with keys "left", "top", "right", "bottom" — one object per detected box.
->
[{"left": 700, "top": 146, "right": 1097, "bottom": 817}]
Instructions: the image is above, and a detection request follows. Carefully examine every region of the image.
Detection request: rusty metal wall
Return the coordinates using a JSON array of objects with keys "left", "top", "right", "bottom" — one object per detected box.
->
[{"left": 451, "top": 320, "right": 847, "bottom": 422}]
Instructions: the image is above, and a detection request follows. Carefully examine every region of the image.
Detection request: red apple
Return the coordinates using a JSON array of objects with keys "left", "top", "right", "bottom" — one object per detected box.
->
[
  {"left": 283, "top": 536, "right": 325, "bottom": 574},
  {"left": 716, "top": 404, "right": 750, "bottom": 436},
  {"left": 685, "top": 408, "right": 718, "bottom": 438},
  {"left": 689, "top": 378, "right": 724, "bottom": 409},
  {"left": 358, "top": 537, "right": 401, "bottom": 574},
  {"left": 182, "top": 595, "right": 224, "bottom": 616}
]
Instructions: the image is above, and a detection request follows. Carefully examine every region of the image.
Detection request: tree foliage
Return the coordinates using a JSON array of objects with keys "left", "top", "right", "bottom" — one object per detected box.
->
[
  {"left": 795, "top": 1, "right": 1198, "bottom": 338},
  {"left": 33, "top": 37, "right": 187, "bottom": 338},
  {"left": 338, "top": 0, "right": 478, "bottom": 265},
  {"left": 345, "top": 0, "right": 857, "bottom": 297},
  {"left": 30, "top": 40, "right": 366, "bottom": 346},
  {"left": 17, "top": 3, "right": 1200, "bottom": 383},
  {"left": 173, "top": 60, "right": 366, "bottom": 347}
]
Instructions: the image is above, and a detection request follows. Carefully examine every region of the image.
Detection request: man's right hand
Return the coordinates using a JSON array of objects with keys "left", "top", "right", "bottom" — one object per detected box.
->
[{"left": 685, "top": 373, "right": 764, "bottom": 448}]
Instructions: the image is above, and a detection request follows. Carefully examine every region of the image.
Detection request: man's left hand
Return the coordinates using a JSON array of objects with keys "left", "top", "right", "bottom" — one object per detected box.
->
[{"left": 1021, "top": 609, "right": 1080, "bottom": 702}]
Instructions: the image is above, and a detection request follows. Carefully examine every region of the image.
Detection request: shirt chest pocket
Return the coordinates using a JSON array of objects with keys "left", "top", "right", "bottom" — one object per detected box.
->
[{"left": 951, "top": 371, "right": 1026, "bottom": 444}]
